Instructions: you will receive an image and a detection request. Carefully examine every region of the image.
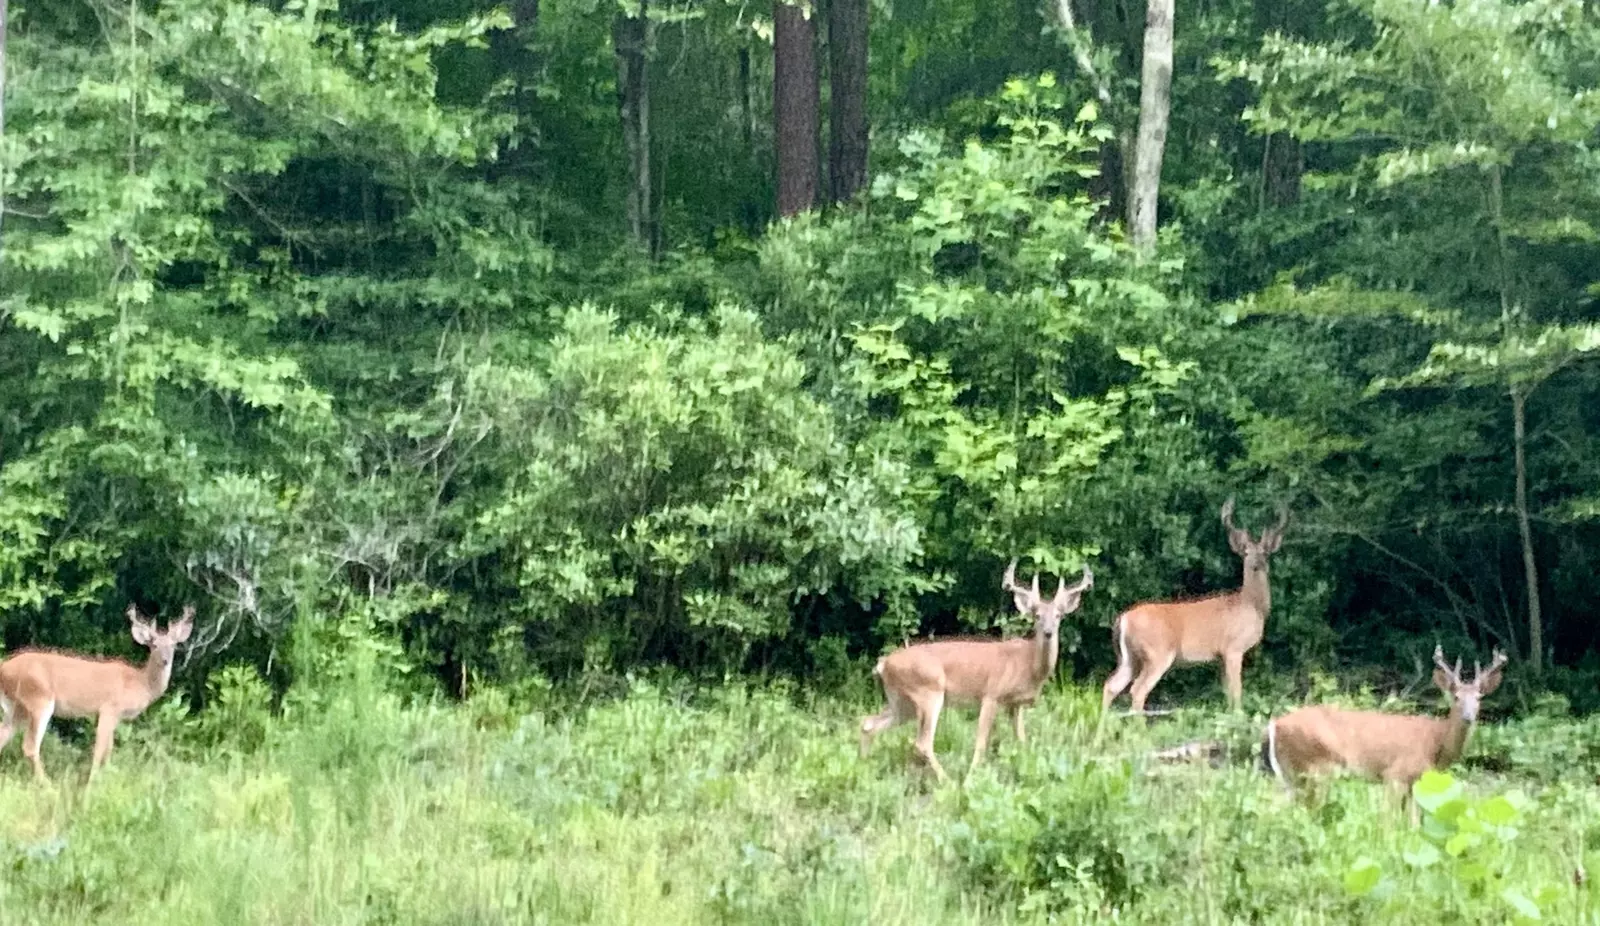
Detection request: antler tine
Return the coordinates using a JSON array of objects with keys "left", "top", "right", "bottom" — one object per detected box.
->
[
  {"left": 1432, "top": 644, "right": 1459, "bottom": 684},
  {"left": 1477, "top": 648, "right": 1509, "bottom": 680},
  {"left": 1030, "top": 573, "right": 1041, "bottom": 599},
  {"left": 1002, "top": 559, "right": 1020, "bottom": 592},
  {"left": 127, "top": 603, "right": 146, "bottom": 626},
  {"left": 1076, "top": 564, "right": 1094, "bottom": 591},
  {"left": 1220, "top": 496, "right": 1239, "bottom": 531},
  {"left": 1268, "top": 504, "right": 1290, "bottom": 539},
  {"left": 180, "top": 604, "right": 196, "bottom": 621}
]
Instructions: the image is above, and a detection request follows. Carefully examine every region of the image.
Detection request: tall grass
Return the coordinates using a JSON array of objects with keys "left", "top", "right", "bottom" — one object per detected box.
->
[{"left": 0, "top": 666, "right": 1596, "bottom": 924}]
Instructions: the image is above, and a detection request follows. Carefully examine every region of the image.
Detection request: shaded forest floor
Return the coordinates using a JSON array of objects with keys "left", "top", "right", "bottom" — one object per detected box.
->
[{"left": 1, "top": 675, "right": 1598, "bottom": 925}]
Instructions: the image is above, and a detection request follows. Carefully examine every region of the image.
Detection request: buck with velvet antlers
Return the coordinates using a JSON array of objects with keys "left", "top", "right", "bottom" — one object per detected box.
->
[
  {"left": 1263, "top": 646, "right": 1507, "bottom": 818},
  {"left": 860, "top": 561, "right": 1093, "bottom": 782},
  {"left": 0, "top": 604, "right": 194, "bottom": 782},
  {"left": 1103, "top": 497, "right": 1288, "bottom": 714}
]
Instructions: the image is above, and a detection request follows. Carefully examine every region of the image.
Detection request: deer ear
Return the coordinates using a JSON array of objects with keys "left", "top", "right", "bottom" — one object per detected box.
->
[
  {"left": 1261, "top": 532, "right": 1283, "bottom": 555},
  {"left": 1477, "top": 668, "right": 1504, "bottom": 697},
  {"left": 1227, "top": 531, "right": 1250, "bottom": 556},
  {"left": 1432, "top": 667, "right": 1455, "bottom": 694},
  {"left": 170, "top": 609, "right": 195, "bottom": 643},
  {"left": 130, "top": 620, "right": 155, "bottom": 646},
  {"left": 1011, "top": 588, "right": 1036, "bottom": 614}
]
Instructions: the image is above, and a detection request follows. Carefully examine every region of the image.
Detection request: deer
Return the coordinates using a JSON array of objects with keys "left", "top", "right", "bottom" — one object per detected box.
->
[
  {"left": 859, "top": 560, "right": 1093, "bottom": 782},
  {"left": 0, "top": 603, "right": 195, "bottom": 782},
  {"left": 1262, "top": 646, "right": 1507, "bottom": 821},
  {"left": 1101, "top": 497, "right": 1288, "bottom": 714}
]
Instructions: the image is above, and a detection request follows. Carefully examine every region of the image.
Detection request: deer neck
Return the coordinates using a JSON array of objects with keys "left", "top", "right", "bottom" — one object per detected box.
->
[
  {"left": 1239, "top": 566, "right": 1271, "bottom": 619},
  {"left": 139, "top": 652, "right": 174, "bottom": 706},
  {"left": 1433, "top": 704, "right": 1475, "bottom": 768},
  {"left": 1030, "top": 628, "right": 1060, "bottom": 686}
]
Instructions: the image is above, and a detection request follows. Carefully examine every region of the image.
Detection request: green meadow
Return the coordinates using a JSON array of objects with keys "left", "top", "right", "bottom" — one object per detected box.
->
[{"left": 2, "top": 663, "right": 1596, "bottom": 925}]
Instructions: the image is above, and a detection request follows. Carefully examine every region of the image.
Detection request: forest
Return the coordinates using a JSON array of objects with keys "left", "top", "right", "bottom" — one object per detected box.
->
[{"left": 2, "top": 0, "right": 1600, "bottom": 923}]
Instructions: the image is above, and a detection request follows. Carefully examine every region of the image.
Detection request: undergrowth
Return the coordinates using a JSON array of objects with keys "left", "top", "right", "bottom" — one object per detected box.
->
[{"left": 0, "top": 661, "right": 1596, "bottom": 925}]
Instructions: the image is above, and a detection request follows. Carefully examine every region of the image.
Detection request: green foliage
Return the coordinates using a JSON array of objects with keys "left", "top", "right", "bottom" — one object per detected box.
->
[
  {"left": 445, "top": 304, "right": 929, "bottom": 673},
  {"left": 756, "top": 75, "right": 1264, "bottom": 657},
  {"left": 191, "top": 665, "right": 276, "bottom": 754},
  {"left": 7, "top": 0, "right": 1600, "bottom": 696},
  {"left": 1342, "top": 771, "right": 1573, "bottom": 924},
  {"left": 1, "top": 683, "right": 1597, "bottom": 924}
]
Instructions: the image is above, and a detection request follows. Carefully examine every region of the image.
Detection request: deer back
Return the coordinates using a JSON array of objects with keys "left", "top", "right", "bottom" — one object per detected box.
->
[
  {"left": 878, "top": 637, "right": 1044, "bottom": 704},
  {"left": 1272, "top": 705, "right": 1452, "bottom": 782},
  {"left": 0, "top": 650, "right": 155, "bottom": 719},
  {"left": 1120, "top": 590, "right": 1266, "bottom": 662}
]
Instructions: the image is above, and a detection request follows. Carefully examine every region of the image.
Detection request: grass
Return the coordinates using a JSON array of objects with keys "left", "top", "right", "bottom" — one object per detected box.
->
[{"left": 1, "top": 665, "right": 1598, "bottom": 925}]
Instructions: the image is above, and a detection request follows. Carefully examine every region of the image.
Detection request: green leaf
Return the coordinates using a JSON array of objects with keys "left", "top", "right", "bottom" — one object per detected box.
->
[
  {"left": 1343, "top": 858, "right": 1383, "bottom": 896},
  {"left": 1402, "top": 843, "right": 1441, "bottom": 869},
  {"left": 1501, "top": 887, "right": 1541, "bottom": 921},
  {"left": 1413, "top": 770, "right": 1463, "bottom": 813},
  {"left": 1479, "top": 795, "right": 1521, "bottom": 827},
  {"left": 1446, "top": 832, "right": 1479, "bottom": 857}
]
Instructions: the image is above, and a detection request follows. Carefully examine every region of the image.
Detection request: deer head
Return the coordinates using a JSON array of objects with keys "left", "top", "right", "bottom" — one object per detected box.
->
[
  {"left": 1221, "top": 497, "right": 1289, "bottom": 579},
  {"left": 1003, "top": 560, "right": 1094, "bottom": 641},
  {"left": 1432, "top": 645, "right": 1508, "bottom": 723},
  {"left": 128, "top": 603, "right": 195, "bottom": 673}
]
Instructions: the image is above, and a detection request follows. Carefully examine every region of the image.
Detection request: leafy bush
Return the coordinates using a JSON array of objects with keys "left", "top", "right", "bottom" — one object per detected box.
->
[
  {"left": 439, "top": 303, "right": 931, "bottom": 676},
  {"left": 1342, "top": 770, "right": 1581, "bottom": 923}
]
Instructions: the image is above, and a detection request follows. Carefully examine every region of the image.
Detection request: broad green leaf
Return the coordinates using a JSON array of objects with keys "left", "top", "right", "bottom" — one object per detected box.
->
[
  {"left": 1501, "top": 888, "right": 1541, "bottom": 921},
  {"left": 1413, "top": 770, "right": 1463, "bottom": 813},
  {"left": 1343, "top": 858, "right": 1383, "bottom": 896},
  {"left": 1479, "top": 795, "right": 1521, "bottom": 827}
]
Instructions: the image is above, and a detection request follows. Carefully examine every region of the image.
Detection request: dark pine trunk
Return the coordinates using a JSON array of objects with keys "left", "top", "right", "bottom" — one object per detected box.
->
[
  {"left": 827, "top": 0, "right": 869, "bottom": 203},
  {"left": 614, "top": 2, "right": 654, "bottom": 250},
  {"left": 774, "top": 0, "right": 819, "bottom": 217}
]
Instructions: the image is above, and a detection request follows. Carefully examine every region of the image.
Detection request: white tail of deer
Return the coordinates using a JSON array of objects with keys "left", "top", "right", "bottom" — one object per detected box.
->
[
  {"left": 1262, "top": 646, "right": 1507, "bottom": 817},
  {"left": 0, "top": 604, "right": 194, "bottom": 782},
  {"left": 859, "top": 561, "right": 1093, "bottom": 782},
  {"left": 1102, "top": 497, "right": 1287, "bottom": 713}
]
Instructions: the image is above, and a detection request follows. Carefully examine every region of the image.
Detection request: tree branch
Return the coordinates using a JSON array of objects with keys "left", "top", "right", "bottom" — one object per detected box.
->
[{"left": 1051, "top": 0, "right": 1116, "bottom": 112}]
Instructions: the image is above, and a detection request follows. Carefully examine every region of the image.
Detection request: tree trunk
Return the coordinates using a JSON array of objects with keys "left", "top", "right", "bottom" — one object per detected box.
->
[
  {"left": 1512, "top": 387, "right": 1543, "bottom": 672},
  {"left": 774, "top": 0, "right": 819, "bottom": 217},
  {"left": 737, "top": 45, "right": 762, "bottom": 234},
  {"left": 613, "top": 3, "right": 653, "bottom": 250},
  {"left": 1490, "top": 164, "right": 1540, "bottom": 671},
  {"left": 739, "top": 46, "right": 755, "bottom": 157},
  {"left": 1260, "top": 132, "right": 1302, "bottom": 210},
  {"left": 827, "top": 0, "right": 869, "bottom": 203},
  {"left": 1128, "top": 0, "right": 1172, "bottom": 252},
  {"left": 1051, "top": 0, "right": 1129, "bottom": 226}
]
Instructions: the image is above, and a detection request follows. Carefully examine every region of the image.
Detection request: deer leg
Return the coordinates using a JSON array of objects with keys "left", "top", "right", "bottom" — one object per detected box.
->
[
  {"left": 860, "top": 690, "right": 912, "bottom": 758},
  {"left": 1102, "top": 638, "right": 1135, "bottom": 711},
  {"left": 0, "top": 698, "right": 15, "bottom": 756},
  {"left": 22, "top": 700, "right": 54, "bottom": 783},
  {"left": 1011, "top": 706, "right": 1025, "bottom": 745},
  {"left": 1385, "top": 777, "right": 1420, "bottom": 826},
  {"left": 912, "top": 692, "right": 948, "bottom": 783},
  {"left": 90, "top": 710, "right": 119, "bottom": 778},
  {"left": 1129, "top": 651, "right": 1177, "bottom": 714},
  {"left": 969, "top": 698, "right": 999, "bottom": 773},
  {"left": 1222, "top": 651, "right": 1245, "bottom": 712}
]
